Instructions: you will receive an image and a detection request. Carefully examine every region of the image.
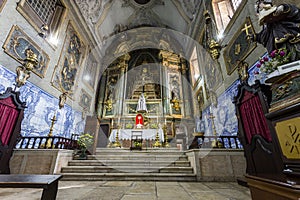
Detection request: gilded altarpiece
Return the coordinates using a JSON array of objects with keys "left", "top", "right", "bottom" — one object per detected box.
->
[
  {"left": 51, "top": 21, "right": 86, "bottom": 96},
  {"left": 3, "top": 25, "right": 50, "bottom": 78}
]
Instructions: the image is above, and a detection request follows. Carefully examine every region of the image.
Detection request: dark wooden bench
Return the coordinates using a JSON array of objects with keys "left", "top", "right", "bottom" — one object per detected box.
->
[{"left": 0, "top": 174, "right": 62, "bottom": 200}]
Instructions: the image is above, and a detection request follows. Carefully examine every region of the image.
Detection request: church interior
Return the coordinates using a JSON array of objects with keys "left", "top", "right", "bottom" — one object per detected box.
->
[{"left": 0, "top": 0, "right": 300, "bottom": 199}]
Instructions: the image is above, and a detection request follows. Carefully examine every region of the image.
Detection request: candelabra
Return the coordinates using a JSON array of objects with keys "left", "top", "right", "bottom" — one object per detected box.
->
[
  {"left": 40, "top": 113, "right": 56, "bottom": 148},
  {"left": 113, "top": 125, "right": 121, "bottom": 148},
  {"left": 153, "top": 131, "right": 161, "bottom": 148}
]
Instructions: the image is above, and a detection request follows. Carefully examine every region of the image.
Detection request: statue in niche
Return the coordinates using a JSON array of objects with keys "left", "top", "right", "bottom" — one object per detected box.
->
[
  {"left": 170, "top": 75, "right": 180, "bottom": 100},
  {"left": 250, "top": 0, "right": 300, "bottom": 61},
  {"left": 107, "top": 77, "right": 117, "bottom": 100}
]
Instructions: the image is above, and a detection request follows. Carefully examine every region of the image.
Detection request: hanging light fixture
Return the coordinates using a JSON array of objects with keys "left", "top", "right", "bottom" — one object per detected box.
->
[{"left": 203, "top": 10, "right": 222, "bottom": 60}]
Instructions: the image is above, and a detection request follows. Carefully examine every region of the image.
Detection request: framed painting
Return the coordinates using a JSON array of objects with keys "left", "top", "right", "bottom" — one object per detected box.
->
[
  {"left": 223, "top": 17, "right": 257, "bottom": 75},
  {"left": 2, "top": 25, "right": 50, "bottom": 78},
  {"left": 82, "top": 52, "right": 98, "bottom": 90},
  {"left": 79, "top": 89, "right": 92, "bottom": 111},
  {"left": 51, "top": 21, "right": 87, "bottom": 96}
]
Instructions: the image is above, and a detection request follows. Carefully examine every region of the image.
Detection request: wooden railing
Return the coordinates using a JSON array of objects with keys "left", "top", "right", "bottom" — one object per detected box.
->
[
  {"left": 15, "top": 135, "right": 79, "bottom": 149},
  {"left": 195, "top": 135, "right": 243, "bottom": 149}
]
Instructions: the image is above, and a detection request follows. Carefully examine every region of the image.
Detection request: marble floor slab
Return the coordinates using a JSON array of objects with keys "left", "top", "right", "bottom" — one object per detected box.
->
[{"left": 0, "top": 181, "right": 251, "bottom": 200}]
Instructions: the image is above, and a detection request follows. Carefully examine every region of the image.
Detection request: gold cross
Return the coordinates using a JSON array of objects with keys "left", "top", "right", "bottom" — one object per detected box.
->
[{"left": 241, "top": 23, "right": 252, "bottom": 35}]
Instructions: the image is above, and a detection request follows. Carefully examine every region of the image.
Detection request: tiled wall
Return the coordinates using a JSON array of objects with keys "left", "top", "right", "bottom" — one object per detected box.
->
[
  {"left": 0, "top": 64, "right": 85, "bottom": 138},
  {"left": 202, "top": 58, "right": 263, "bottom": 138}
]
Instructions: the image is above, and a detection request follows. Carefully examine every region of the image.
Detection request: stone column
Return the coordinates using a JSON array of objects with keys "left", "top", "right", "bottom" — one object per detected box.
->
[
  {"left": 180, "top": 57, "right": 192, "bottom": 118},
  {"left": 96, "top": 71, "right": 107, "bottom": 120},
  {"left": 117, "top": 53, "right": 130, "bottom": 119}
]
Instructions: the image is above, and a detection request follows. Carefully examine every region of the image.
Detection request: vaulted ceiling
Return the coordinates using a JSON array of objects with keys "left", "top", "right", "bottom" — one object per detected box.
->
[{"left": 74, "top": 0, "right": 204, "bottom": 44}]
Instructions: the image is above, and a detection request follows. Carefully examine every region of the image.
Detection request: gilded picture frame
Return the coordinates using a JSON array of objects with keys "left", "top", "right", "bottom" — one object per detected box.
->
[
  {"left": 2, "top": 25, "right": 50, "bottom": 78},
  {"left": 51, "top": 21, "right": 87, "bottom": 96},
  {"left": 223, "top": 17, "right": 257, "bottom": 75}
]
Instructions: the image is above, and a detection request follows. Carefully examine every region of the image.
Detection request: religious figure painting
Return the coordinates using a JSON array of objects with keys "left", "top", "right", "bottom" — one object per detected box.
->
[
  {"left": 2, "top": 25, "right": 50, "bottom": 78},
  {"left": 82, "top": 53, "right": 98, "bottom": 90},
  {"left": 51, "top": 21, "right": 86, "bottom": 96},
  {"left": 0, "top": 0, "right": 6, "bottom": 12},
  {"left": 223, "top": 17, "right": 257, "bottom": 75}
]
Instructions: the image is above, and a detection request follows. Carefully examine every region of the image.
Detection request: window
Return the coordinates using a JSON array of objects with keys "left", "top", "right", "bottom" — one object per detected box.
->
[
  {"left": 190, "top": 47, "right": 200, "bottom": 86},
  {"left": 17, "top": 0, "right": 65, "bottom": 43},
  {"left": 212, "top": 0, "right": 242, "bottom": 32}
]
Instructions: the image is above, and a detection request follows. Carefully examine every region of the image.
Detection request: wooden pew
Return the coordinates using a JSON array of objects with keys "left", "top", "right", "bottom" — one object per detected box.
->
[{"left": 0, "top": 174, "right": 62, "bottom": 200}]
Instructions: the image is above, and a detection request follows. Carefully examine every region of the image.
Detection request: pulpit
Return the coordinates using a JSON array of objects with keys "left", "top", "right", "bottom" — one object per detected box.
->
[
  {"left": 233, "top": 81, "right": 283, "bottom": 176},
  {"left": 0, "top": 87, "right": 26, "bottom": 174}
]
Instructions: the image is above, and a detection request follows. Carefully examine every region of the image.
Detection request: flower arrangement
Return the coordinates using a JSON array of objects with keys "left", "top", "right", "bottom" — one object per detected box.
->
[
  {"left": 76, "top": 133, "right": 94, "bottom": 159},
  {"left": 254, "top": 48, "right": 291, "bottom": 75},
  {"left": 77, "top": 133, "right": 94, "bottom": 150}
]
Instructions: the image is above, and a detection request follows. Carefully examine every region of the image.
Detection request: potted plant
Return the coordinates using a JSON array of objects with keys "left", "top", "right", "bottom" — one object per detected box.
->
[{"left": 76, "top": 133, "right": 94, "bottom": 159}]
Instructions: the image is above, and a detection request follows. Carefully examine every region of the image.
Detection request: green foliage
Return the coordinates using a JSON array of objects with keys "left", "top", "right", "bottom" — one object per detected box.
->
[{"left": 77, "top": 133, "right": 94, "bottom": 149}]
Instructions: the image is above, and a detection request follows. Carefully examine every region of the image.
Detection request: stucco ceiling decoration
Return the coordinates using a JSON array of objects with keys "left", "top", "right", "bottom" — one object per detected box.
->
[{"left": 74, "top": 0, "right": 202, "bottom": 43}]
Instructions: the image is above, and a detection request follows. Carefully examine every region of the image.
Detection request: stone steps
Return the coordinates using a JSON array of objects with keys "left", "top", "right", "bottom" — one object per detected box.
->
[
  {"left": 68, "top": 160, "right": 191, "bottom": 167},
  {"left": 87, "top": 154, "right": 188, "bottom": 161},
  {"left": 60, "top": 173, "right": 197, "bottom": 181},
  {"left": 60, "top": 148, "right": 196, "bottom": 181},
  {"left": 61, "top": 166, "right": 194, "bottom": 173}
]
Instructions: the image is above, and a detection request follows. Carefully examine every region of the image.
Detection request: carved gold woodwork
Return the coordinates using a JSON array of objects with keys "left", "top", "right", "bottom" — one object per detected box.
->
[
  {"left": 105, "top": 99, "right": 113, "bottom": 111},
  {"left": 15, "top": 48, "right": 39, "bottom": 87},
  {"left": 171, "top": 97, "right": 181, "bottom": 111},
  {"left": 159, "top": 50, "right": 181, "bottom": 69}
]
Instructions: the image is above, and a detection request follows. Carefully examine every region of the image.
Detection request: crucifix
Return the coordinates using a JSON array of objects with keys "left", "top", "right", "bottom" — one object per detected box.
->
[{"left": 241, "top": 23, "right": 252, "bottom": 35}]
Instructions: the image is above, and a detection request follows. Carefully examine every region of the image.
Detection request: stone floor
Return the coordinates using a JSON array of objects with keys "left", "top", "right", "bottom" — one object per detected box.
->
[{"left": 0, "top": 181, "right": 251, "bottom": 200}]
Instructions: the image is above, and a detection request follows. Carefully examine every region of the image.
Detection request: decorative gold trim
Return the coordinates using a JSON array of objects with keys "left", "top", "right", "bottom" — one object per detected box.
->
[
  {"left": 51, "top": 20, "right": 87, "bottom": 96},
  {"left": 2, "top": 25, "right": 50, "bottom": 78}
]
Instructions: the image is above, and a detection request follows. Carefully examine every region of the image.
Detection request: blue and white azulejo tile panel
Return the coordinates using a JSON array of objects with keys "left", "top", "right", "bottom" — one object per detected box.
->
[{"left": 0, "top": 64, "right": 85, "bottom": 137}]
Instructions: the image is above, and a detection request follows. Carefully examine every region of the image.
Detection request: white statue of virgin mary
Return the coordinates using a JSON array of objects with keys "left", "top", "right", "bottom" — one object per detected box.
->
[{"left": 136, "top": 93, "right": 147, "bottom": 113}]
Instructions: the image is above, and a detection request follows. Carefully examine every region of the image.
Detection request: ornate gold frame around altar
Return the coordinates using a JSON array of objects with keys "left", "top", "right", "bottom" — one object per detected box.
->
[
  {"left": 2, "top": 25, "right": 50, "bottom": 78},
  {"left": 223, "top": 17, "right": 257, "bottom": 75}
]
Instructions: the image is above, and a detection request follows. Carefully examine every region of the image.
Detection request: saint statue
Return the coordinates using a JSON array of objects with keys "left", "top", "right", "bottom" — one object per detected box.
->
[
  {"left": 136, "top": 93, "right": 148, "bottom": 113},
  {"left": 251, "top": 0, "right": 300, "bottom": 61}
]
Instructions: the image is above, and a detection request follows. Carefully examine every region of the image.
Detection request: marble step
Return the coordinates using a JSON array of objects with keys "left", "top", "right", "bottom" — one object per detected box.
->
[
  {"left": 87, "top": 154, "right": 188, "bottom": 161},
  {"left": 95, "top": 148, "right": 182, "bottom": 155},
  {"left": 61, "top": 166, "right": 194, "bottom": 174},
  {"left": 68, "top": 160, "right": 191, "bottom": 167},
  {"left": 60, "top": 172, "right": 197, "bottom": 182}
]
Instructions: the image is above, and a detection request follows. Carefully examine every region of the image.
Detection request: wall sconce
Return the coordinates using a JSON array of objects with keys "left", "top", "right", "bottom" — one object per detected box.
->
[
  {"left": 59, "top": 92, "right": 68, "bottom": 109},
  {"left": 38, "top": 24, "right": 49, "bottom": 38},
  {"left": 15, "top": 48, "right": 38, "bottom": 87}
]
